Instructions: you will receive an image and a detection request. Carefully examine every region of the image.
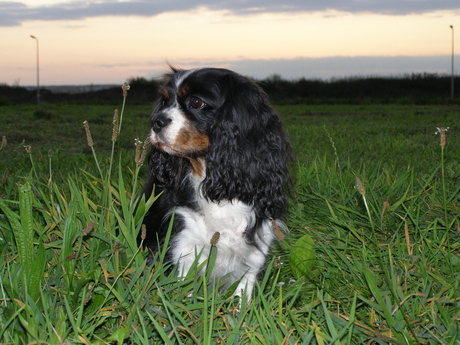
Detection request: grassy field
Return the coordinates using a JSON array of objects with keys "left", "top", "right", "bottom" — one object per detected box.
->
[{"left": 0, "top": 98, "right": 459, "bottom": 344}]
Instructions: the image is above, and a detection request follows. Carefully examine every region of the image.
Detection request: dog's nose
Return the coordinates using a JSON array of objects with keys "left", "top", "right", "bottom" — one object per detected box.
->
[{"left": 152, "top": 115, "right": 172, "bottom": 133}]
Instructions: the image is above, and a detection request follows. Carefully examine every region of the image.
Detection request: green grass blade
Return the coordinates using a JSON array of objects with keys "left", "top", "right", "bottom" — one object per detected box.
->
[
  {"left": 0, "top": 182, "right": 40, "bottom": 300},
  {"left": 27, "top": 241, "right": 46, "bottom": 301},
  {"left": 61, "top": 205, "right": 79, "bottom": 292}
]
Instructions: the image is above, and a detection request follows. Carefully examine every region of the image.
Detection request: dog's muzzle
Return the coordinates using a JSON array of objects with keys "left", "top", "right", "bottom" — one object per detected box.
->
[{"left": 152, "top": 115, "right": 172, "bottom": 133}]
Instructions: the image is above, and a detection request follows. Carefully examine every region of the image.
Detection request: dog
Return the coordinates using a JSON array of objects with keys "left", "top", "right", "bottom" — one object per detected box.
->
[{"left": 141, "top": 67, "right": 290, "bottom": 301}]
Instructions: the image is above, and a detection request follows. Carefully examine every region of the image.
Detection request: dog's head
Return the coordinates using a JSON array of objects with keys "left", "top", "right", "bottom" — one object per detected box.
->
[
  {"left": 149, "top": 68, "right": 217, "bottom": 159},
  {"left": 148, "top": 67, "right": 290, "bottom": 218}
]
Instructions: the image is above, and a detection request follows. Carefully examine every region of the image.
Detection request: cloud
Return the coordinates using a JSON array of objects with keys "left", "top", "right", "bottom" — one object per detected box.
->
[
  {"left": 211, "top": 0, "right": 460, "bottom": 16},
  {"left": 1, "top": 0, "right": 459, "bottom": 27}
]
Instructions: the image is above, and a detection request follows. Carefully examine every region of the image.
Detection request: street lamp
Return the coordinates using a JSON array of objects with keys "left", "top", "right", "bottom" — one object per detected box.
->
[
  {"left": 30, "top": 35, "right": 40, "bottom": 104},
  {"left": 450, "top": 25, "right": 454, "bottom": 99}
]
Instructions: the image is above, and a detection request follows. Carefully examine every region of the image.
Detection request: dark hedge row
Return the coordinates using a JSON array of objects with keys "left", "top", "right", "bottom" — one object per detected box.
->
[
  {"left": 1, "top": 73, "right": 458, "bottom": 105},
  {"left": 260, "top": 73, "right": 459, "bottom": 104}
]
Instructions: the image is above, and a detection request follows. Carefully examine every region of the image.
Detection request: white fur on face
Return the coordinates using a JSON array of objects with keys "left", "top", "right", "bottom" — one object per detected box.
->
[{"left": 149, "top": 107, "right": 187, "bottom": 154}]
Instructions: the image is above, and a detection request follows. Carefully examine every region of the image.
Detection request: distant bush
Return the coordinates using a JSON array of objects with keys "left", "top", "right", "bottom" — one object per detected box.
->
[
  {"left": 33, "top": 109, "right": 58, "bottom": 120},
  {"left": 0, "top": 73, "right": 457, "bottom": 105},
  {"left": 0, "top": 85, "right": 36, "bottom": 104},
  {"left": 0, "top": 95, "right": 10, "bottom": 106},
  {"left": 258, "top": 73, "right": 459, "bottom": 104}
]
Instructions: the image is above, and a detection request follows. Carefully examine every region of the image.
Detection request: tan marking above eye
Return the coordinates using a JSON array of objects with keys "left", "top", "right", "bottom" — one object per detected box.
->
[
  {"left": 178, "top": 84, "right": 190, "bottom": 98},
  {"left": 159, "top": 88, "right": 169, "bottom": 100}
]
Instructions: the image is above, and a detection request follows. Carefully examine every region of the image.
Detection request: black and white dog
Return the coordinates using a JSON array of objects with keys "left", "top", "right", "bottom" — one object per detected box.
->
[{"left": 141, "top": 67, "right": 290, "bottom": 301}]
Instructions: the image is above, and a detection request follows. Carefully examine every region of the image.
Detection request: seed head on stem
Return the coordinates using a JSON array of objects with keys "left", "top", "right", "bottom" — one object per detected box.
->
[
  {"left": 122, "top": 82, "right": 130, "bottom": 97},
  {"left": 82, "top": 221, "right": 95, "bottom": 235},
  {"left": 0, "top": 136, "right": 6, "bottom": 149},
  {"left": 355, "top": 177, "right": 366, "bottom": 196},
  {"left": 138, "top": 137, "right": 150, "bottom": 167},
  {"left": 140, "top": 224, "right": 147, "bottom": 241},
  {"left": 435, "top": 127, "right": 449, "bottom": 147},
  {"left": 83, "top": 120, "right": 94, "bottom": 147},
  {"left": 435, "top": 127, "right": 450, "bottom": 226},
  {"left": 83, "top": 120, "right": 103, "bottom": 178},
  {"left": 117, "top": 83, "right": 130, "bottom": 138},
  {"left": 355, "top": 176, "right": 374, "bottom": 231},
  {"left": 134, "top": 138, "right": 142, "bottom": 163},
  {"left": 112, "top": 109, "right": 119, "bottom": 142},
  {"left": 271, "top": 219, "right": 285, "bottom": 241},
  {"left": 210, "top": 231, "right": 221, "bottom": 246}
]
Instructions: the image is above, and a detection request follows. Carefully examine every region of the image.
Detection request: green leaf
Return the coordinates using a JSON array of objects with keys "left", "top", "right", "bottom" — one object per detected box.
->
[
  {"left": 27, "top": 241, "right": 46, "bottom": 301},
  {"left": 108, "top": 327, "right": 130, "bottom": 345},
  {"left": 18, "top": 183, "right": 34, "bottom": 262},
  {"left": 289, "top": 234, "right": 316, "bottom": 278},
  {"left": 0, "top": 182, "right": 36, "bottom": 289}
]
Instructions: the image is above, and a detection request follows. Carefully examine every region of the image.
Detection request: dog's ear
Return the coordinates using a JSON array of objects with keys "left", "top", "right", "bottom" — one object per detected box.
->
[{"left": 202, "top": 73, "right": 291, "bottom": 219}]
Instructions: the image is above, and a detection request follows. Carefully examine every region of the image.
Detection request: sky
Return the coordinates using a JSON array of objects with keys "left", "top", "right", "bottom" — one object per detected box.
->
[{"left": 1, "top": 0, "right": 459, "bottom": 86}]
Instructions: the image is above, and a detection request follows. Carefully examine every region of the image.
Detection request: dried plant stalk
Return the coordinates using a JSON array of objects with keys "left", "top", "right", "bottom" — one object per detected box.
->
[
  {"left": 134, "top": 139, "right": 142, "bottom": 163},
  {"left": 83, "top": 120, "right": 94, "bottom": 147},
  {"left": 82, "top": 221, "right": 95, "bottom": 235},
  {"left": 435, "top": 127, "right": 449, "bottom": 147},
  {"left": 112, "top": 109, "right": 119, "bottom": 142},
  {"left": 122, "top": 82, "right": 130, "bottom": 97},
  {"left": 140, "top": 224, "right": 147, "bottom": 241},
  {"left": 271, "top": 219, "right": 285, "bottom": 241},
  {"left": 210, "top": 231, "right": 221, "bottom": 246},
  {"left": 356, "top": 177, "right": 366, "bottom": 196}
]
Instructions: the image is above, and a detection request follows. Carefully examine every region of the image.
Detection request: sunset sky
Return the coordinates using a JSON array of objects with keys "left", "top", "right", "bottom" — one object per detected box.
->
[{"left": 2, "top": 0, "right": 459, "bottom": 86}]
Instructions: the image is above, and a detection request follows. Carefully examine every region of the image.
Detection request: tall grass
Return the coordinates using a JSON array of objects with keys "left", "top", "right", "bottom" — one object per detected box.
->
[{"left": 0, "top": 98, "right": 459, "bottom": 343}]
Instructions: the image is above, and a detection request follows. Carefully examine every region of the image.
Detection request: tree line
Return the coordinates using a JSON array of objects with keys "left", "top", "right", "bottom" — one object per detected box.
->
[{"left": 0, "top": 73, "right": 458, "bottom": 105}]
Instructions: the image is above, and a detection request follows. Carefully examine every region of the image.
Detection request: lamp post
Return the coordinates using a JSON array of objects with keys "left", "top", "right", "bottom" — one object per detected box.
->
[
  {"left": 30, "top": 35, "right": 40, "bottom": 104},
  {"left": 450, "top": 25, "right": 454, "bottom": 99}
]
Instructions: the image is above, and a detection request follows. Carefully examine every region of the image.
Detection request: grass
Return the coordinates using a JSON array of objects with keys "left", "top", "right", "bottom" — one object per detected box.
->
[{"left": 0, "top": 97, "right": 459, "bottom": 344}]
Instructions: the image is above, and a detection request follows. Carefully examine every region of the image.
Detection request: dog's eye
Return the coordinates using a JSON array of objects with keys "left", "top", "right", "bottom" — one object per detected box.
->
[{"left": 189, "top": 96, "right": 207, "bottom": 109}]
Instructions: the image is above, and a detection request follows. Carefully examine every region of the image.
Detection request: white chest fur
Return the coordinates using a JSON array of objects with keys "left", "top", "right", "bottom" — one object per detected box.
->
[{"left": 169, "top": 176, "right": 275, "bottom": 300}]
